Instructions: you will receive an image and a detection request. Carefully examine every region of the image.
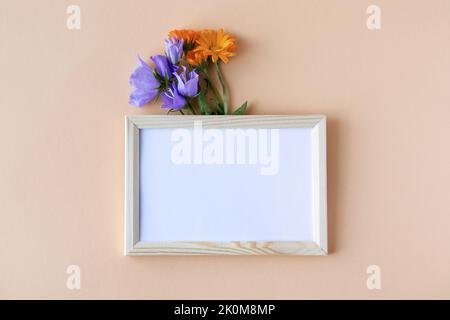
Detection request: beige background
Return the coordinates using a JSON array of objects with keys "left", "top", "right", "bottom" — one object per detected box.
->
[{"left": 1, "top": 0, "right": 450, "bottom": 299}]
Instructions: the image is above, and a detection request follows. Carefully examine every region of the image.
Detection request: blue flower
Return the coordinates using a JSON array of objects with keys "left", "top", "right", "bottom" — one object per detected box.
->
[
  {"left": 151, "top": 54, "right": 174, "bottom": 78},
  {"left": 165, "top": 37, "right": 184, "bottom": 65},
  {"left": 161, "top": 83, "right": 186, "bottom": 110},
  {"left": 174, "top": 67, "right": 199, "bottom": 98},
  {"left": 129, "top": 56, "right": 160, "bottom": 107}
]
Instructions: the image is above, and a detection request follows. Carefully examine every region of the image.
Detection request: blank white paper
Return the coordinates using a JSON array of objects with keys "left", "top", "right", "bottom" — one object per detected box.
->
[{"left": 139, "top": 127, "right": 313, "bottom": 242}]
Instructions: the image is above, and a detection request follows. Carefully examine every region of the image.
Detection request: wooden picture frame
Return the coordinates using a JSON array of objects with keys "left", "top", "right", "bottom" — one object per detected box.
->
[{"left": 124, "top": 115, "right": 327, "bottom": 255}]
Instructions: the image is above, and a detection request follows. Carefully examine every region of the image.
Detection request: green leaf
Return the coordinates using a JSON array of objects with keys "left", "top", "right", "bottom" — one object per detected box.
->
[
  {"left": 232, "top": 101, "right": 248, "bottom": 115},
  {"left": 216, "top": 102, "right": 224, "bottom": 115},
  {"left": 198, "top": 91, "right": 212, "bottom": 115}
]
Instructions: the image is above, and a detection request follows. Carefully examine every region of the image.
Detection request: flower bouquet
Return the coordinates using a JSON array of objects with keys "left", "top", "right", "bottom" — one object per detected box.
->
[{"left": 129, "top": 29, "right": 248, "bottom": 115}]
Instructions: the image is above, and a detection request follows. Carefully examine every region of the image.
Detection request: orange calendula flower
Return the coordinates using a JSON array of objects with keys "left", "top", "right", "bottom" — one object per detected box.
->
[
  {"left": 186, "top": 50, "right": 208, "bottom": 66},
  {"left": 169, "top": 29, "right": 205, "bottom": 65},
  {"left": 194, "top": 29, "right": 237, "bottom": 64},
  {"left": 168, "top": 29, "right": 199, "bottom": 49}
]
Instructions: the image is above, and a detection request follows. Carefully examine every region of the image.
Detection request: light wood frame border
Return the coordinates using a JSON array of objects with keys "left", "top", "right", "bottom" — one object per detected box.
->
[{"left": 125, "top": 115, "right": 327, "bottom": 256}]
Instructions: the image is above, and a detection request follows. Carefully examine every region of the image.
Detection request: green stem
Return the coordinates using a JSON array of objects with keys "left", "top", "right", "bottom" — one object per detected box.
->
[
  {"left": 188, "top": 102, "right": 197, "bottom": 115},
  {"left": 214, "top": 62, "right": 229, "bottom": 115},
  {"left": 179, "top": 109, "right": 184, "bottom": 115},
  {"left": 204, "top": 77, "right": 223, "bottom": 106}
]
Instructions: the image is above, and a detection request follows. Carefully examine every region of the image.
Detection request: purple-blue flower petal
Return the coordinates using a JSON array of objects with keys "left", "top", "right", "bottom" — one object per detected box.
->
[
  {"left": 173, "top": 68, "right": 199, "bottom": 98},
  {"left": 188, "top": 69, "right": 198, "bottom": 80},
  {"left": 151, "top": 55, "right": 171, "bottom": 78},
  {"left": 184, "top": 78, "right": 198, "bottom": 97},
  {"left": 165, "top": 38, "right": 184, "bottom": 65},
  {"left": 174, "top": 72, "right": 187, "bottom": 96},
  {"left": 160, "top": 92, "right": 174, "bottom": 109},
  {"left": 172, "top": 93, "right": 186, "bottom": 110},
  {"left": 129, "top": 89, "right": 156, "bottom": 107},
  {"left": 129, "top": 56, "right": 160, "bottom": 107},
  {"left": 161, "top": 84, "right": 186, "bottom": 110}
]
